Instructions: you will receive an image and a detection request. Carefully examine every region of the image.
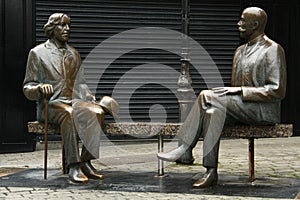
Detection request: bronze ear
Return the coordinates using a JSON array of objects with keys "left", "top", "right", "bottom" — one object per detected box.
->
[{"left": 253, "top": 21, "right": 259, "bottom": 30}]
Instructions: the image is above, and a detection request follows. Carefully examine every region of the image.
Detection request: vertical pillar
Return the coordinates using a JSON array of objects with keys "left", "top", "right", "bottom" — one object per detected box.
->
[
  {"left": 0, "top": 0, "right": 36, "bottom": 153},
  {"left": 178, "top": 0, "right": 193, "bottom": 124},
  {"left": 0, "top": 1, "right": 3, "bottom": 140},
  {"left": 176, "top": 0, "right": 195, "bottom": 164}
]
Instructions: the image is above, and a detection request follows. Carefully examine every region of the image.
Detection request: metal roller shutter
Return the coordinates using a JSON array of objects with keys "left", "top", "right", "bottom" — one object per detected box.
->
[
  {"left": 189, "top": 1, "right": 241, "bottom": 94},
  {"left": 35, "top": 0, "right": 240, "bottom": 123},
  {"left": 35, "top": 0, "right": 182, "bottom": 123}
]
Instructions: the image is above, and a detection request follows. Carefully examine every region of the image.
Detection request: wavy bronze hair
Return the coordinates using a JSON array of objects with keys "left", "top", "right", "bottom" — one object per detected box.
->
[{"left": 43, "top": 13, "right": 70, "bottom": 38}]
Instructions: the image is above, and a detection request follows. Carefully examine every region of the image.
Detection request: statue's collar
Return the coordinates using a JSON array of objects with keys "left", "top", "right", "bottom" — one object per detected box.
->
[
  {"left": 45, "top": 39, "right": 72, "bottom": 57},
  {"left": 247, "top": 34, "right": 265, "bottom": 46},
  {"left": 45, "top": 39, "right": 69, "bottom": 50}
]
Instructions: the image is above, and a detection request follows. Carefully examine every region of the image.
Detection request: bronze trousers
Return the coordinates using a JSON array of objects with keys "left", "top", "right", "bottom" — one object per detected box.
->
[
  {"left": 179, "top": 90, "right": 277, "bottom": 168},
  {"left": 45, "top": 99, "right": 105, "bottom": 166}
]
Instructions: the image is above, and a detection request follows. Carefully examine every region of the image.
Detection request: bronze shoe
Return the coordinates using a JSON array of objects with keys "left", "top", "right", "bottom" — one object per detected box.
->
[
  {"left": 157, "top": 144, "right": 189, "bottom": 162},
  {"left": 81, "top": 161, "right": 104, "bottom": 180},
  {"left": 193, "top": 168, "right": 218, "bottom": 188},
  {"left": 68, "top": 163, "right": 88, "bottom": 183}
]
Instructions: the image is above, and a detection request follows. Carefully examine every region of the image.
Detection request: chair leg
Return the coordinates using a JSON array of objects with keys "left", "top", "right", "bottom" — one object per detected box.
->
[
  {"left": 62, "top": 143, "right": 67, "bottom": 174},
  {"left": 248, "top": 137, "right": 255, "bottom": 182}
]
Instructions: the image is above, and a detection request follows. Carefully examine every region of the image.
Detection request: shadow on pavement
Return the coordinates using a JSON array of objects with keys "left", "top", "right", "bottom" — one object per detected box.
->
[{"left": 0, "top": 168, "right": 299, "bottom": 199}]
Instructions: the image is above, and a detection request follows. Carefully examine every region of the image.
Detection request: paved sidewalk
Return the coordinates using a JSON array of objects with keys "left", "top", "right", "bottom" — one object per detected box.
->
[{"left": 0, "top": 137, "right": 299, "bottom": 199}]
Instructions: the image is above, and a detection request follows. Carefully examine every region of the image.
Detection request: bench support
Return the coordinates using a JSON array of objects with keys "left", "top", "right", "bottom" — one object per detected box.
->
[
  {"left": 248, "top": 137, "right": 255, "bottom": 183},
  {"left": 157, "top": 135, "right": 164, "bottom": 176},
  {"left": 28, "top": 121, "right": 293, "bottom": 182}
]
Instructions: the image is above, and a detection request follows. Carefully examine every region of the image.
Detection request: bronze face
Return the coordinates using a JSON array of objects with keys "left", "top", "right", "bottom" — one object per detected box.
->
[
  {"left": 237, "top": 7, "right": 267, "bottom": 42},
  {"left": 53, "top": 15, "right": 70, "bottom": 45},
  {"left": 237, "top": 12, "right": 256, "bottom": 41}
]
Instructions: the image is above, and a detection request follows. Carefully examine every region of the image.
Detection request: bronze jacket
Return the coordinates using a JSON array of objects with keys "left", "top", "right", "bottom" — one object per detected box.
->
[
  {"left": 231, "top": 34, "right": 287, "bottom": 123},
  {"left": 23, "top": 39, "right": 93, "bottom": 120}
]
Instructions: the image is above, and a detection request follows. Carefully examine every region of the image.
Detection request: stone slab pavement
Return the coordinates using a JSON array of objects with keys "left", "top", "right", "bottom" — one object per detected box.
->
[{"left": 0, "top": 136, "right": 299, "bottom": 199}]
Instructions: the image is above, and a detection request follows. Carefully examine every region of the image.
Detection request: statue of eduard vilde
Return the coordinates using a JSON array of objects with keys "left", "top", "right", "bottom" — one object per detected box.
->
[
  {"left": 158, "top": 7, "right": 287, "bottom": 188},
  {"left": 23, "top": 13, "right": 119, "bottom": 183}
]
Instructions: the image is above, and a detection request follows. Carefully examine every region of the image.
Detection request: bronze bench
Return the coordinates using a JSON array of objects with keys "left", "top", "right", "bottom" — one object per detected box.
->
[{"left": 28, "top": 121, "right": 293, "bottom": 182}]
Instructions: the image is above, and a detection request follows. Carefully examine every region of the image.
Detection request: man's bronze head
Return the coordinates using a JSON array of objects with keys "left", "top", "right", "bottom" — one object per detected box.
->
[
  {"left": 237, "top": 7, "right": 268, "bottom": 41},
  {"left": 44, "top": 13, "right": 71, "bottom": 45}
]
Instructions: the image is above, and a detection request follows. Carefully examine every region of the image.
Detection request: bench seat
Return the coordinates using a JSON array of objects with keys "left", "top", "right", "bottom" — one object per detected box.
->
[
  {"left": 104, "top": 122, "right": 293, "bottom": 138},
  {"left": 28, "top": 121, "right": 292, "bottom": 138}
]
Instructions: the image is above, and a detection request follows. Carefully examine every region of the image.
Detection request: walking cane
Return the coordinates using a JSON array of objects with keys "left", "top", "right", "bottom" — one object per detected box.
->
[{"left": 44, "top": 98, "right": 49, "bottom": 179}]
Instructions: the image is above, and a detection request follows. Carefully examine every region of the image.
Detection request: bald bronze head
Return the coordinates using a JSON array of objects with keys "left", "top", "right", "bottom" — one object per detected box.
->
[{"left": 237, "top": 7, "right": 268, "bottom": 41}]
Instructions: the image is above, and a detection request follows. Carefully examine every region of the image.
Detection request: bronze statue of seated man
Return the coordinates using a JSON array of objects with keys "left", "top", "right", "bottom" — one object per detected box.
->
[
  {"left": 23, "top": 13, "right": 119, "bottom": 183},
  {"left": 158, "top": 7, "right": 287, "bottom": 188}
]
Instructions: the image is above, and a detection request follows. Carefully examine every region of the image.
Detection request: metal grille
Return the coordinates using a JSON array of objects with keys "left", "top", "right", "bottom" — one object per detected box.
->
[
  {"left": 35, "top": 0, "right": 240, "bottom": 122},
  {"left": 190, "top": 1, "right": 240, "bottom": 94}
]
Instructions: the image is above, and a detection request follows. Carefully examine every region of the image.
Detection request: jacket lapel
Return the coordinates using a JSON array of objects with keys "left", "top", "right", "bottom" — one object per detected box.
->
[
  {"left": 245, "top": 35, "right": 266, "bottom": 58},
  {"left": 45, "top": 40, "right": 64, "bottom": 75}
]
